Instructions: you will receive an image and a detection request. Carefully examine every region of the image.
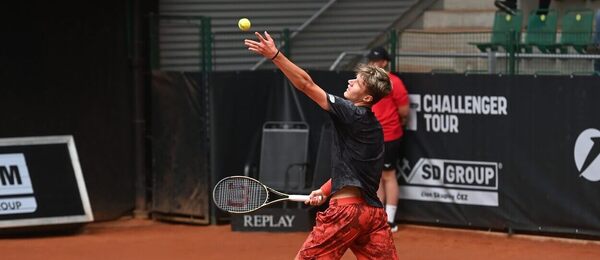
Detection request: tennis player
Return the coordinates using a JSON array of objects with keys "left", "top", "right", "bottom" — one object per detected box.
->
[{"left": 245, "top": 31, "right": 398, "bottom": 260}]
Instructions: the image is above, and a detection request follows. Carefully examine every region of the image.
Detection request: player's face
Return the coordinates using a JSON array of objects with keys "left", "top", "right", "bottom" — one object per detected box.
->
[{"left": 344, "top": 74, "right": 370, "bottom": 103}]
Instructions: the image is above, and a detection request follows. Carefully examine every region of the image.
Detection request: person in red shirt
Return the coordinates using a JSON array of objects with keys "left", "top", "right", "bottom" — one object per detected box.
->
[{"left": 367, "top": 47, "right": 410, "bottom": 232}]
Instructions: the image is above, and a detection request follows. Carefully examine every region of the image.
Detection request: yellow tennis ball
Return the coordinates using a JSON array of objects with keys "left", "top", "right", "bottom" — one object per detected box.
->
[{"left": 238, "top": 18, "right": 251, "bottom": 31}]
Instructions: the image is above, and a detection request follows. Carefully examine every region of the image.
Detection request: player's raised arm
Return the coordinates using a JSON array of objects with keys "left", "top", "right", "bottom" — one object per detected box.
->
[{"left": 244, "top": 31, "right": 329, "bottom": 111}]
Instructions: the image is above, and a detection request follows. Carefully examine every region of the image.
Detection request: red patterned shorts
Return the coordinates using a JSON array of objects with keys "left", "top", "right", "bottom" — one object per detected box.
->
[{"left": 296, "top": 197, "right": 398, "bottom": 260}]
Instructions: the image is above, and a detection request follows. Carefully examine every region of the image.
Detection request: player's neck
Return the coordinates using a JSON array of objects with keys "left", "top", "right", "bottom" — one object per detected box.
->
[{"left": 353, "top": 101, "right": 372, "bottom": 108}]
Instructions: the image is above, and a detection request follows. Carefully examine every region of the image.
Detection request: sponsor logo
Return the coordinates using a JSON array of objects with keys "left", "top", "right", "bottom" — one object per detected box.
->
[
  {"left": 0, "top": 154, "right": 37, "bottom": 215},
  {"left": 574, "top": 128, "right": 600, "bottom": 182},
  {"left": 407, "top": 94, "right": 509, "bottom": 133},
  {"left": 243, "top": 214, "right": 296, "bottom": 228},
  {"left": 232, "top": 208, "right": 313, "bottom": 231},
  {"left": 398, "top": 158, "right": 501, "bottom": 206}
]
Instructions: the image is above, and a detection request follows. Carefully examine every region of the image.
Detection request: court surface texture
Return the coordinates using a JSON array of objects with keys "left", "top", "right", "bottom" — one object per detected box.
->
[{"left": 2, "top": 218, "right": 599, "bottom": 259}]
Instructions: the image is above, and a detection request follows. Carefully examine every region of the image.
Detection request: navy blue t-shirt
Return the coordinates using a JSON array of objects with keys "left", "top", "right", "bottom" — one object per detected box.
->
[{"left": 326, "top": 94, "right": 384, "bottom": 208}]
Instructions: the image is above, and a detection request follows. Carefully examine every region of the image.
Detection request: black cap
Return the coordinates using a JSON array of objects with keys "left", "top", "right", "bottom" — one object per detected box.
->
[{"left": 366, "top": 47, "right": 391, "bottom": 61}]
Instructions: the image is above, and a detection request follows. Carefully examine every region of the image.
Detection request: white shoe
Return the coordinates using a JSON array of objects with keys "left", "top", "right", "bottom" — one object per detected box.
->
[{"left": 388, "top": 222, "right": 398, "bottom": 233}]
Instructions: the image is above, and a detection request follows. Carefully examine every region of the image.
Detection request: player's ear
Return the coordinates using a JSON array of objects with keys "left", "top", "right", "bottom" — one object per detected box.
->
[{"left": 362, "top": 95, "right": 373, "bottom": 103}]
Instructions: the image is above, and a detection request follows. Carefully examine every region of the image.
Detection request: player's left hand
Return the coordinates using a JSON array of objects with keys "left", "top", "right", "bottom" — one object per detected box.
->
[{"left": 244, "top": 31, "right": 278, "bottom": 59}]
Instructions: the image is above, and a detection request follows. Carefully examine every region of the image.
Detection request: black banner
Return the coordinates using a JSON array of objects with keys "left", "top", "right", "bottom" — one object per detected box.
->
[
  {"left": 397, "top": 74, "right": 600, "bottom": 236},
  {"left": 0, "top": 136, "right": 93, "bottom": 229},
  {"left": 0, "top": 0, "right": 157, "bottom": 221},
  {"left": 151, "top": 72, "right": 210, "bottom": 224}
]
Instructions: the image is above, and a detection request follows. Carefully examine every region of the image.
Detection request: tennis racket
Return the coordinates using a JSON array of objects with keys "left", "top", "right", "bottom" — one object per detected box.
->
[{"left": 212, "top": 175, "right": 314, "bottom": 214}]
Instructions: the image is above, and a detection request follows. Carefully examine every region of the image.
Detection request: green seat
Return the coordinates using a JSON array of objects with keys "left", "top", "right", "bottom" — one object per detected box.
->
[
  {"left": 464, "top": 69, "right": 489, "bottom": 75},
  {"left": 570, "top": 71, "right": 600, "bottom": 76},
  {"left": 430, "top": 68, "right": 457, "bottom": 74},
  {"left": 548, "top": 9, "right": 594, "bottom": 54},
  {"left": 533, "top": 70, "right": 561, "bottom": 75},
  {"left": 469, "top": 11, "right": 523, "bottom": 52},
  {"left": 517, "top": 9, "right": 558, "bottom": 53}
]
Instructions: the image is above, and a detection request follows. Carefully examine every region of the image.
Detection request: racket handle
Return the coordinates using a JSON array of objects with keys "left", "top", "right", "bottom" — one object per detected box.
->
[{"left": 288, "top": 195, "right": 310, "bottom": 202}]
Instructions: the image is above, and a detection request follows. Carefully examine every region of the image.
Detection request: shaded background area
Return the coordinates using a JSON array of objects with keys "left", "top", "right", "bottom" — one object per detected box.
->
[{"left": 0, "top": 0, "right": 157, "bottom": 220}]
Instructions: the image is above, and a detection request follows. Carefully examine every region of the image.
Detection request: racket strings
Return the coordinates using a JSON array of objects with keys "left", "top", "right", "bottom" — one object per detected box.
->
[{"left": 213, "top": 177, "right": 268, "bottom": 213}]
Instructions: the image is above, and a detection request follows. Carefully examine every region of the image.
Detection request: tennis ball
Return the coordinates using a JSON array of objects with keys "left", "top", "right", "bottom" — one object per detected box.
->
[{"left": 238, "top": 18, "right": 251, "bottom": 31}]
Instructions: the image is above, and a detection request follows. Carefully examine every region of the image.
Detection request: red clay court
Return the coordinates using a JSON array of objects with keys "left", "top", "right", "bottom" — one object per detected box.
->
[{"left": 2, "top": 218, "right": 599, "bottom": 260}]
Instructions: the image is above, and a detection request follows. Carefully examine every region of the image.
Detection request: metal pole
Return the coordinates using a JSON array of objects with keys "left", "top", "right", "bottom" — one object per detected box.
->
[
  {"left": 508, "top": 30, "right": 516, "bottom": 75},
  {"left": 330, "top": 52, "right": 348, "bottom": 71},
  {"left": 133, "top": 0, "right": 148, "bottom": 218},
  {"left": 283, "top": 28, "right": 291, "bottom": 58},
  {"left": 487, "top": 50, "right": 497, "bottom": 74},
  {"left": 148, "top": 13, "right": 158, "bottom": 70},
  {"left": 389, "top": 30, "right": 397, "bottom": 72},
  {"left": 202, "top": 17, "right": 212, "bottom": 72}
]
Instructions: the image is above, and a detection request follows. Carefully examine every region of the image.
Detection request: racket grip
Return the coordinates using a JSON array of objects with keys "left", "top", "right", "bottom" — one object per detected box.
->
[{"left": 288, "top": 195, "right": 310, "bottom": 202}]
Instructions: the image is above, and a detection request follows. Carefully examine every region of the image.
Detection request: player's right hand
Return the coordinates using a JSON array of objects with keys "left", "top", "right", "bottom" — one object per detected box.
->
[
  {"left": 244, "top": 31, "right": 278, "bottom": 59},
  {"left": 305, "top": 189, "right": 326, "bottom": 206}
]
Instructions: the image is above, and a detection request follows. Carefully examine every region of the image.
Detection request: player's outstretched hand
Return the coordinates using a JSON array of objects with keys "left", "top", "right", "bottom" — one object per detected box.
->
[
  {"left": 244, "top": 31, "right": 278, "bottom": 59},
  {"left": 305, "top": 189, "right": 326, "bottom": 206}
]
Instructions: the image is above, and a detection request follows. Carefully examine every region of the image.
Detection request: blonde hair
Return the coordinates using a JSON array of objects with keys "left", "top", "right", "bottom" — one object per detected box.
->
[{"left": 355, "top": 64, "right": 391, "bottom": 104}]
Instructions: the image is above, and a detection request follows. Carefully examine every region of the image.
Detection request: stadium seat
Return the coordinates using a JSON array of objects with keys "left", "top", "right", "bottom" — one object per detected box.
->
[
  {"left": 570, "top": 71, "right": 600, "bottom": 76},
  {"left": 517, "top": 9, "right": 558, "bottom": 53},
  {"left": 469, "top": 10, "right": 523, "bottom": 52},
  {"left": 430, "top": 68, "right": 457, "bottom": 74},
  {"left": 546, "top": 9, "right": 594, "bottom": 54},
  {"left": 595, "top": 9, "right": 600, "bottom": 44},
  {"left": 588, "top": 9, "right": 600, "bottom": 54},
  {"left": 464, "top": 69, "right": 489, "bottom": 75},
  {"left": 533, "top": 70, "right": 561, "bottom": 75}
]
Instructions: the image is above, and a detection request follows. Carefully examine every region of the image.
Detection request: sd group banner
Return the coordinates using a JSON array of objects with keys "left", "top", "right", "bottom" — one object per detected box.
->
[{"left": 397, "top": 74, "right": 600, "bottom": 236}]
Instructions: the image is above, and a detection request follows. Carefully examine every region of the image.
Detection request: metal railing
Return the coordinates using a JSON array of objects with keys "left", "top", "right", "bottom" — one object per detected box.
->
[
  {"left": 331, "top": 30, "right": 600, "bottom": 75},
  {"left": 395, "top": 51, "right": 600, "bottom": 75},
  {"left": 329, "top": 51, "right": 367, "bottom": 71},
  {"left": 250, "top": 0, "right": 338, "bottom": 70}
]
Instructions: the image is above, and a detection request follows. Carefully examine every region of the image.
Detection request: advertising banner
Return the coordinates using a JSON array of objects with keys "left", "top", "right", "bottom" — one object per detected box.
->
[
  {"left": 231, "top": 207, "right": 315, "bottom": 232},
  {"left": 0, "top": 136, "right": 93, "bottom": 229},
  {"left": 398, "top": 74, "right": 600, "bottom": 236}
]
